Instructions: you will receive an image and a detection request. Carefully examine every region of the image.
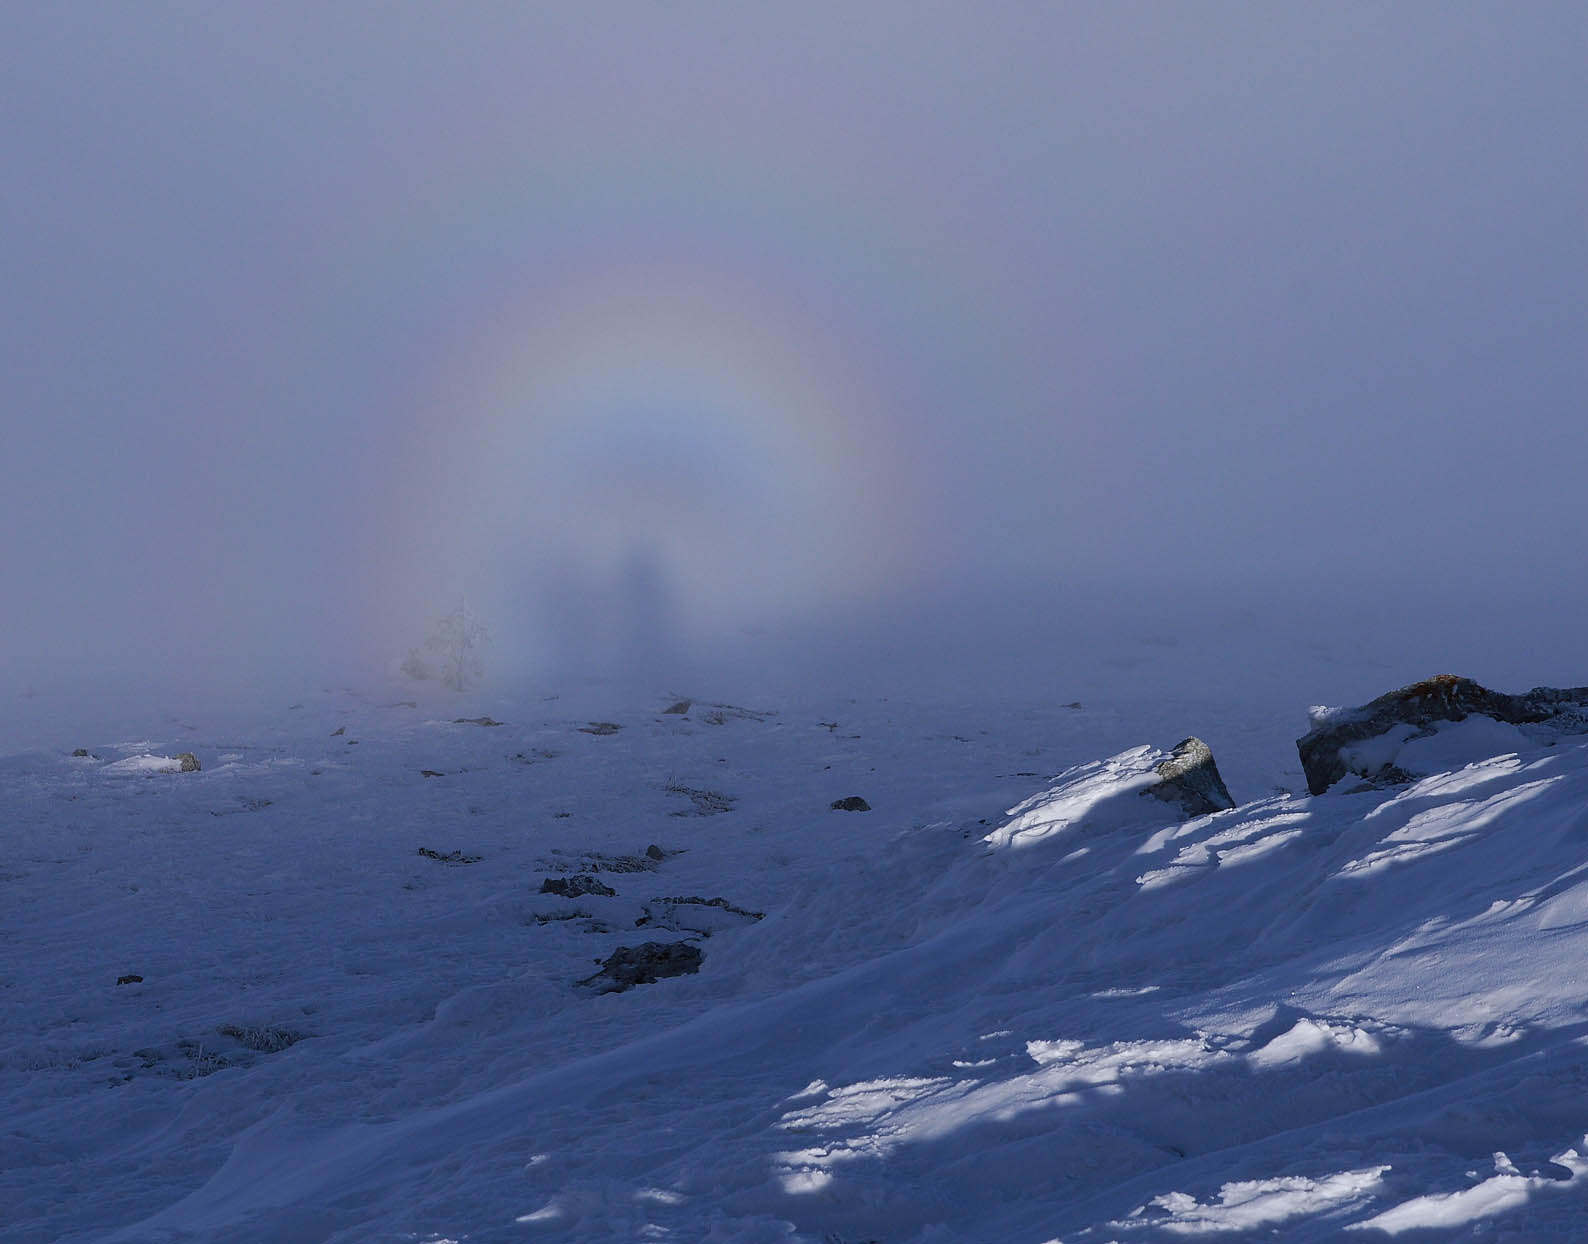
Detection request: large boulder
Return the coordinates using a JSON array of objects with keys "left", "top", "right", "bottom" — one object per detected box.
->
[
  {"left": 986, "top": 738, "right": 1236, "bottom": 850},
  {"left": 1296, "top": 674, "right": 1588, "bottom": 795},
  {"left": 1147, "top": 737, "right": 1236, "bottom": 817}
]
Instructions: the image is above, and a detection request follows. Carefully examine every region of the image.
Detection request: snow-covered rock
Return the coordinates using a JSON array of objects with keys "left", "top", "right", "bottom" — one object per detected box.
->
[{"left": 1296, "top": 674, "right": 1588, "bottom": 794}]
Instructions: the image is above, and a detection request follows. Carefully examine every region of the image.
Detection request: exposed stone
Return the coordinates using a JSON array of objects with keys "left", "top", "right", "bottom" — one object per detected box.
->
[
  {"left": 1296, "top": 675, "right": 1588, "bottom": 795},
  {"left": 420, "top": 769, "right": 445, "bottom": 778},
  {"left": 540, "top": 847, "right": 680, "bottom": 873},
  {"left": 71, "top": 748, "right": 94, "bottom": 758},
  {"left": 579, "top": 941, "right": 703, "bottom": 993},
  {"left": 330, "top": 726, "right": 346, "bottom": 737},
  {"left": 579, "top": 721, "right": 622, "bottom": 736},
  {"left": 176, "top": 752, "right": 201, "bottom": 772},
  {"left": 116, "top": 974, "right": 143, "bottom": 986},
  {"left": 453, "top": 717, "right": 502, "bottom": 727},
  {"left": 831, "top": 796, "right": 871, "bottom": 812},
  {"left": 1146, "top": 737, "right": 1235, "bottom": 818},
  {"left": 417, "top": 846, "right": 482, "bottom": 865},
  {"left": 540, "top": 873, "right": 617, "bottom": 898},
  {"left": 662, "top": 700, "right": 693, "bottom": 715}
]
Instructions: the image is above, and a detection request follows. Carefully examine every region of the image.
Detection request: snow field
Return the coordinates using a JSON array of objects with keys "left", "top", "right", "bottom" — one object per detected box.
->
[{"left": 5, "top": 680, "right": 1588, "bottom": 1240}]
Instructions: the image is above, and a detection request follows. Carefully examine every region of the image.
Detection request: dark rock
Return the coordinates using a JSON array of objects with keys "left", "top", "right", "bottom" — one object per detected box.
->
[
  {"left": 418, "top": 846, "right": 482, "bottom": 865},
  {"left": 453, "top": 716, "right": 502, "bottom": 727},
  {"left": 540, "top": 873, "right": 616, "bottom": 898},
  {"left": 831, "top": 796, "right": 871, "bottom": 812},
  {"left": 1146, "top": 737, "right": 1235, "bottom": 817},
  {"left": 540, "top": 848, "right": 669, "bottom": 873},
  {"left": 116, "top": 974, "right": 143, "bottom": 986},
  {"left": 1296, "top": 675, "right": 1588, "bottom": 795},
  {"left": 645, "top": 843, "right": 666, "bottom": 861},
  {"left": 176, "top": 752, "right": 201, "bottom": 772},
  {"left": 579, "top": 941, "right": 703, "bottom": 993},
  {"left": 662, "top": 700, "right": 692, "bottom": 715},
  {"left": 330, "top": 726, "right": 346, "bottom": 737},
  {"left": 71, "top": 748, "right": 94, "bottom": 758},
  {"left": 420, "top": 769, "right": 445, "bottom": 778},
  {"left": 579, "top": 721, "right": 622, "bottom": 736}
]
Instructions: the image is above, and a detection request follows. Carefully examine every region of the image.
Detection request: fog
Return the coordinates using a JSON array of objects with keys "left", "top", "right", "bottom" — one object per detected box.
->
[{"left": 3, "top": 4, "right": 1584, "bottom": 738}]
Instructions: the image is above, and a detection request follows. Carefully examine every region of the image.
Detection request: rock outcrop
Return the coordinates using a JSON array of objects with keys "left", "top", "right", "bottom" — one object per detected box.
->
[
  {"left": 1296, "top": 674, "right": 1588, "bottom": 795},
  {"left": 579, "top": 942, "right": 703, "bottom": 993},
  {"left": 540, "top": 874, "right": 617, "bottom": 898},
  {"left": 1146, "top": 737, "right": 1236, "bottom": 817}
]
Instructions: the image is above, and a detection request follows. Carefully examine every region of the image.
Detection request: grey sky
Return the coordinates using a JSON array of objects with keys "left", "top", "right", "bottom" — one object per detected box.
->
[{"left": 3, "top": 4, "right": 1584, "bottom": 711}]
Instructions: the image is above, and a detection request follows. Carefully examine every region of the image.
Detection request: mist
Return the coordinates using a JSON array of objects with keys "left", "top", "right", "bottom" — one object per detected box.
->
[{"left": 4, "top": 4, "right": 1584, "bottom": 739}]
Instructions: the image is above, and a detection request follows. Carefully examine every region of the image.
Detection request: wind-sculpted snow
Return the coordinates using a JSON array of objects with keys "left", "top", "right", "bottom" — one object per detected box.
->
[{"left": 8, "top": 685, "right": 1588, "bottom": 1240}]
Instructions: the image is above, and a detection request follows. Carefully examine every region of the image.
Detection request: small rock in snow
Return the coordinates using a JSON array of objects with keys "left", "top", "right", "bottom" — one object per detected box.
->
[
  {"left": 540, "top": 874, "right": 617, "bottom": 898},
  {"left": 418, "top": 846, "right": 482, "bottom": 866},
  {"left": 579, "top": 942, "right": 703, "bottom": 993}
]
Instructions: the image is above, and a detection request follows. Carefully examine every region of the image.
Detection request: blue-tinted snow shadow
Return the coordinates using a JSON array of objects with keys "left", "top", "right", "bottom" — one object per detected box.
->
[{"left": 745, "top": 1014, "right": 1588, "bottom": 1243}]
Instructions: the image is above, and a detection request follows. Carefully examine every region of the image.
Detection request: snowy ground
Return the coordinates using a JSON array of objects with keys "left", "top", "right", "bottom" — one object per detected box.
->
[{"left": 7, "top": 661, "right": 1588, "bottom": 1242}]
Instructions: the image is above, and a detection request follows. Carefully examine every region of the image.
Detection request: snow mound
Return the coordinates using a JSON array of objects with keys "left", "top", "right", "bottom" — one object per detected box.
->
[{"left": 102, "top": 752, "right": 197, "bottom": 774}]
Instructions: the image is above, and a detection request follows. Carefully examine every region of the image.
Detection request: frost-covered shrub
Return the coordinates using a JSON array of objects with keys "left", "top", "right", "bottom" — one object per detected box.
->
[
  {"left": 403, "top": 602, "right": 490, "bottom": 690},
  {"left": 215, "top": 1023, "right": 309, "bottom": 1054}
]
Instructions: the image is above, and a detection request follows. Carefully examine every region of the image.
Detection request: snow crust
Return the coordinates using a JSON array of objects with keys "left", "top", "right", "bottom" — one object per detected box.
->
[{"left": 8, "top": 679, "right": 1588, "bottom": 1241}]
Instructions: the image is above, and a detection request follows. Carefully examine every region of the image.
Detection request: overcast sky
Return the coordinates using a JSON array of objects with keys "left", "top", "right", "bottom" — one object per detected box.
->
[{"left": 3, "top": 4, "right": 1584, "bottom": 715}]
